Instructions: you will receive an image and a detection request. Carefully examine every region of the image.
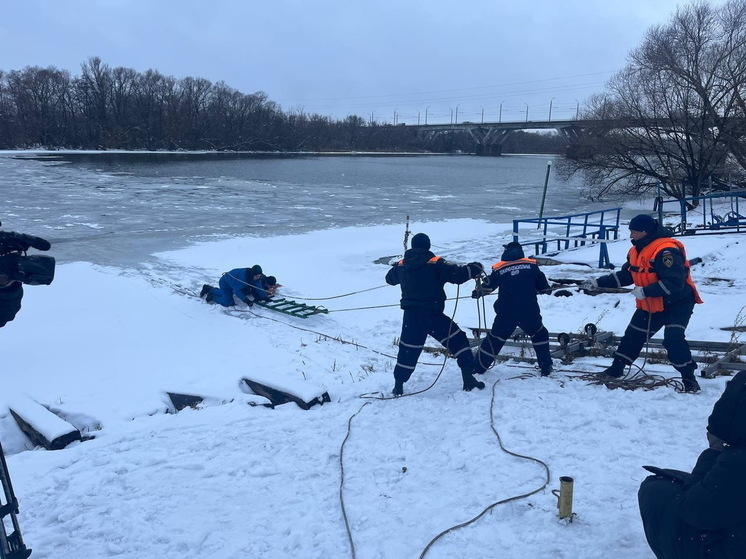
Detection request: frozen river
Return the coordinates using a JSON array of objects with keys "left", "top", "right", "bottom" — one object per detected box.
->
[{"left": 1, "top": 152, "right": 616, "bottom": 267}]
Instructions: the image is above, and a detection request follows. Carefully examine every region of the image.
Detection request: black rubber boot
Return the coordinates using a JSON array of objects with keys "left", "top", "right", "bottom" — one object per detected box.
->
[
  {"left": 200, "top": 284, "right": 213, "bottom": 298},
  {"left": 676, "top": 365, "right": 701, "bottom": 393},
  {"left": 462, "top": 371, "right": 485, "bottom": 391},
  {"left": 393, "top": 380, "right": 404, "bottom": 396},
  {"left": 540, "top": 361, "right": 553, "bottom": 377},
  {"left": 600, "top": 358, "right": 626, "bottom": 378},
  {"left": 681, "top": 377, "right": 701, "bottom": 393}
]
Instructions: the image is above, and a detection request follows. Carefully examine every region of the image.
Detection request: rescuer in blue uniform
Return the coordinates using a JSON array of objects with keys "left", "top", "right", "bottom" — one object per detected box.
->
[
  {"left": 471, "top": 241, "right": 554, "bottom": 376},
  {"left": 581, "top": 214, "right": 703, "bottom": 392},
  {"left": 385, "top": 233, "right": 485, "bottom": 396},
  {"left": 638, "top": 371, "right": 746, "bottom": 558},
  {"left": 200, "top": 264, "right": 274, "bottom": 307}
]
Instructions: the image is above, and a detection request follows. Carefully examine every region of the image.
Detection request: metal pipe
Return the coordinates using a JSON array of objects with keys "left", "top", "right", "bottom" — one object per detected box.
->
[
  {"left": 537, "top": 161, "right": 552, "bottom": 227},
  {"left": 557, "top": 476, "right": 574, "bottom": 520}
]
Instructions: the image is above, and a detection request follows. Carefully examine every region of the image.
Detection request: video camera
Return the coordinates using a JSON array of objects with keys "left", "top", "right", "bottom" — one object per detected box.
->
[{"left": 0, "top": 221, "right": 55, "bottom": 286}]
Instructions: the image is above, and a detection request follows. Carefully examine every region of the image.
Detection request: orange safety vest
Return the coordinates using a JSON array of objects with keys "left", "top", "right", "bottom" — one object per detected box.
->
[
  {"left": 491, "top": 257, "right": 537, "bottom": 271},
  {"left": 627, "top": 238, "right": 703, "bottom": 313},
  {"left": 398, "top": 256, "right": 441, "bottom": 265}
]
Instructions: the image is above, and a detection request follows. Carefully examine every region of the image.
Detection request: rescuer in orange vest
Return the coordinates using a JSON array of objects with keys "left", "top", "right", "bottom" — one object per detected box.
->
[{"left": 582, "top": 214, "right": 703, "bottom": 392}]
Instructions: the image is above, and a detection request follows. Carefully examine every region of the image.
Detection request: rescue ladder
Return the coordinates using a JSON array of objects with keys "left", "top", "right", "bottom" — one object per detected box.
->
[{"left": 253, "top": 298, "right": 329, "bottom": 319}]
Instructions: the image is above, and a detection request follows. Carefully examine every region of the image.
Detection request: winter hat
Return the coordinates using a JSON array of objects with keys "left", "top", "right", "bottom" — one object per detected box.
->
[
  {"left": 264, "top": 275, "right": 277, "bottom": 287},
  {"left": 250, "top": 265, "right": 263, "bottom": 276},
  {"left": 501, "top": 241, "right": 525, "bottom": 261},
  {"left": 629, "top": 214, "right": 658, "bottom": 234},
  {"left": 411, "top": 233, "right": 431, "bottom": 250},
  {"left": 707, "top": 371, "right": 746, "bottom": 446}
]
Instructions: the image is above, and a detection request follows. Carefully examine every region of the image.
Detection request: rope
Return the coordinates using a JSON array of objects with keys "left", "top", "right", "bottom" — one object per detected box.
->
[
  {"left": 574, "top": 368, "right": 687, "bottom": 392},
  {"left": 170, "top": 274, "right": 559, "bottom": 557},
  {"left": 227, "top": 269, "right": 391, "bottom": 302},
  {"left": 359, "top": 284, "right": 463, "bottom": 400},
  {"left": 418, "top": 378, "right": 551, "bottom": 559},
  {"left": 290, "top": 285, "right": 389, "bottom": 301},
  {"left": 154, "top": 277, "right": 408, "bottom": 362},
  {"left": 327, "top": 293, "right": 483, "bottom": 314},
  {"left": 338, "top": 401, "right": 371, "bottom": 559}
]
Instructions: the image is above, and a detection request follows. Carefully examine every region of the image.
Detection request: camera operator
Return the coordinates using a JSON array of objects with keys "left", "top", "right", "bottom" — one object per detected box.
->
[
  {"left": 0, "top": 268, "right": 23, "bottom": 327},
  {"left": 0, "top": 222, "right": 55, "bottom": 328}
]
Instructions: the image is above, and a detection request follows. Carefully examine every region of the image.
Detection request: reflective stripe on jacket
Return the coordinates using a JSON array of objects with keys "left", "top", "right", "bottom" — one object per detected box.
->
[{"left": 491, "top": 257, "right": 537, "bottom": 271}]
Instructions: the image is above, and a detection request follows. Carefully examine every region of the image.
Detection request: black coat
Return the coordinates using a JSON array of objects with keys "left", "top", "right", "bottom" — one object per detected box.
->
[
  {"left": 0, "top": 282, "right": 22, "bottom": 327},
  {"left": 675, "top": 372, "right": 746, "bottom": 536},
  {"left": 481, "top": 256, "right": 550, "bottom": 316},
  {"left": 385, "top": 248, "right": 476, "bottom": 313},
  {"left": 639, "top": 371, "right": 746, "bottom": 558}
]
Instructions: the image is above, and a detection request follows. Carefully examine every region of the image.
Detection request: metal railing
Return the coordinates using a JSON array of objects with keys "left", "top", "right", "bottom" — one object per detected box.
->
[
  {"left": 655, "top": 191, "right": 746, "bottom": 234},
  {"left": 512, "top": 208, "right": 622, "bottom": 268}
]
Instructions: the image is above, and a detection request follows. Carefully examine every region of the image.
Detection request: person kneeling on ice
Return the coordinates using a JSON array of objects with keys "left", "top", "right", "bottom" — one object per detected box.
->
[
  {"left": 471, "top": 241, "right": 554, "bottom": 376},
  {"left": 580, "top": 214, "right": 703, "bottom": 392},
  {"left": 385, "top": 232, "right": 485, "bottom": 396},
  {"left": 200, "top": 265, "right": 277, "bottom": 307},
  {"left": 638, "top": 370, "right": 746, "bottom": 558}
]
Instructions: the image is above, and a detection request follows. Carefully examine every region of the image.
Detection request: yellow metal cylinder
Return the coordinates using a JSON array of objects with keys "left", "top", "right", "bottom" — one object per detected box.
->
[{"left": 557, "top": 476, "right": 574, "bottom": 520}]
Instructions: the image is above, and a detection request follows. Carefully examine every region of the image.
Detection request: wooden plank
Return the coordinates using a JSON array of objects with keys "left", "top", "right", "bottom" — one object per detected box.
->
[
  {"left": 468, "top": 326, "right": 742, "bottom": 369},
  {"left": 166, "top": 392, "right": 204, "bottom": 411},
  {"left": 166, "top": 392, "right": 273, "bottom": 411},
  {"left": 9, "top": 398, "right": 81, "bottom": 451},
  {"left": 700, "top": 343, "right": 746, "bottom": 378},
  {"left": 240, "top": 376, "right": 331, "bottom": 410}
]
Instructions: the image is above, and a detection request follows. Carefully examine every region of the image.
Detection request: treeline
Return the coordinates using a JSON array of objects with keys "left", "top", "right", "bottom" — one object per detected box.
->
[{"left": 0, "top": 56, "right": 565, "bottom": 154}]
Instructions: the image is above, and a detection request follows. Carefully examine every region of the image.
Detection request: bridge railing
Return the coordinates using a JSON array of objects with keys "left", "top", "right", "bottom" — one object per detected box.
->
[
  {"left": 655, "top": 191, "right": 746, "bottom": 234},
  {"left": 512, "top": 208, "right": 622, "bottom": 268}
]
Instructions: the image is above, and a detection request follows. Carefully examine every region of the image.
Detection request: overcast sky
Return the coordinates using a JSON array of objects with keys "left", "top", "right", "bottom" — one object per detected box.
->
[{"left": 0, "top": 0, "right": 729, "bottom": 124}]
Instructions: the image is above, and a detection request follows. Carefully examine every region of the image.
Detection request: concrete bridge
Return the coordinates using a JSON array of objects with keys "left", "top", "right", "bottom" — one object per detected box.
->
[{"left": 402, "top": 119, "right": 590, "bottom": 155}]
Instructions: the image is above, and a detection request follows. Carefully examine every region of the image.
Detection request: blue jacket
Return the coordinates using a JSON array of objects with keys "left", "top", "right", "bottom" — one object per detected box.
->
[
  {"left": 217, "top": 268, "right": 270, "bottom": 305},
  {"left": 481, "top": 252, "right": 549, "bottom": 316}
]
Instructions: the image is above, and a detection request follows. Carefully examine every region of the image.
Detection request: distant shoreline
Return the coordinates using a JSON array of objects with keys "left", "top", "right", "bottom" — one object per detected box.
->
[{"left": 3, "top": 150, "right": 557, "bottom": 162}]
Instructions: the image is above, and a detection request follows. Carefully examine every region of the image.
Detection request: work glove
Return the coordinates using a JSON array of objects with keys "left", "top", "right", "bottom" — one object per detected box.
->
[
  {"left": 467, "top": 262, "right": 484, "bottom": 277},
  {"left": 471, "top": 289, "right": 484, "bottom": 299},
  {"left": 707, "top": 431, "right": 727, "bottom": 452},
  {"left": 631, "top": 286, "right": 646, "bottom": 300},
  {"left": 579, "top": 278, "right": 598, "bottom": 291}
]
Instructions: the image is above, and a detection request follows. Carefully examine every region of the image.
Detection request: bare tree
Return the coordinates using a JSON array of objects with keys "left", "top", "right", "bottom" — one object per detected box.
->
[{"left": 559, "top": 0, "right": 746, "bottom": 201}]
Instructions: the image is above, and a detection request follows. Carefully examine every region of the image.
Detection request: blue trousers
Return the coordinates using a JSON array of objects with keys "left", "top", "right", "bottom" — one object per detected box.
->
[
  {"left": 474, "top": 309, "right": 551, "bottom": 374},
  {"left": 614, "top": 299, "right": 696, "bottom": 373},
  {"left": 393, "top": 310, "right": 474, "bottom": 383}
]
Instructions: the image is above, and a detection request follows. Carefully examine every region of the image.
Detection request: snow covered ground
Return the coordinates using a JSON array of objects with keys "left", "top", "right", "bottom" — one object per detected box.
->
[{"left": 2, "top": 216, "right": 745, "bottom": 558}]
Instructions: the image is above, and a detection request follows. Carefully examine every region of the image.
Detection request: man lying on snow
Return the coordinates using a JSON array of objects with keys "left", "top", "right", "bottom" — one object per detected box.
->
[{"left": 200, "top": 265, "right": 280, "bottom": 307}]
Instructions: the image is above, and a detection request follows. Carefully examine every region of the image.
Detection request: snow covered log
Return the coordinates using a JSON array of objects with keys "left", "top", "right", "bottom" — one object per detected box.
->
[
  {"left": 166, "top": 392, "right": 204, "bottom": 411},
  {"left": 9, "top": 397, "right": 81, "bottom": 450},
  {"left": 166, "top": 391, "right": 273, "bottom": 411},
  {"left": 240, "top": 375, "right": 331, "bottom": 410}
]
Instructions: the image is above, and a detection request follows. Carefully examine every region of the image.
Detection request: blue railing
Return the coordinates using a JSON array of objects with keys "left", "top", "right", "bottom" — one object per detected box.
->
[
  {"left": 655, "top": 191, "right": 746, "bottom": 234},
  {"left": 512, "top": 208, "right": 622, "bottom": 268}
]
